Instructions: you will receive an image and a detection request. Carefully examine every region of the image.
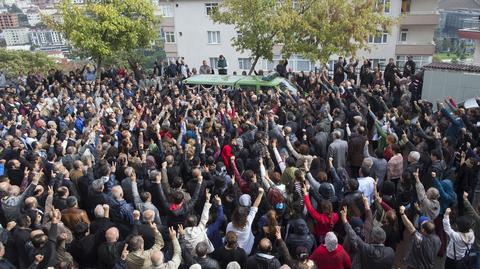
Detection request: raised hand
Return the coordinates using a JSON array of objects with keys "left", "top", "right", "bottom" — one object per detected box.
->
[
  {"left": 178, "top": 224, "right": 185, "bottom": 236},
  {"left": 445, "top": 208, "right": 451, "bottom": 216},
  {"left": 340, "top": 206, "right": 348, "bottom": 223},
  {"left": 205, "top": 189, "right": 211, "bottom": 202},
  {"left": 168, "top": 226, "right": 177, "bottom": 240},
  {"left": 214, "top": 194, "right": 222, "bottom": 205},
  {"left": 121, "top": 244, "right": 129, "bottom": 260}
]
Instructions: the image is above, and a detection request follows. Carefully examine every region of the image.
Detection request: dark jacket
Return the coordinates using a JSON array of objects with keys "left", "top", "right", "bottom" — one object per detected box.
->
[
  {"left": 348, "top": 134, "right": 367, "bottom": 167},
  {"left": 157, "top": 181, "right": 201, "bottom": 227},
  {"left": 345, "top": 222, "right": 395, "bottom": 269},
  {"left": 246, "top": 252, "right": 282, "bottom": 269},
  {"left": 213, "top": 246, "right": 247, "bottom": 269}
]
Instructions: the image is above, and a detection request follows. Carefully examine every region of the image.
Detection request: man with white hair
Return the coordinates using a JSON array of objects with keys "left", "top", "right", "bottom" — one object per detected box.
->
[
  {"left": 108, "top": 185, "right": 134, "bottom": 236},
  {"left": 328, "top": 130, "right": 348, "bottom": 169},
  {"left": 1, "top": 170, "right": 40, "bottom": 221}
]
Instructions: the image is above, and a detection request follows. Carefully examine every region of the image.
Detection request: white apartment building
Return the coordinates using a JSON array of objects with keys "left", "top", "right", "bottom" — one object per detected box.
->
[
  {"left": 30, "top": 29, "right": 65, "bottom": 46},
  {"left": 155, "top": 0, "right": 439, "bottom": 73},
  {"left": 26, "top": 9, "right": 42, "bottom": 26},
  {"left": 3, "top": 27, "right": 30, "bottom": 46}
]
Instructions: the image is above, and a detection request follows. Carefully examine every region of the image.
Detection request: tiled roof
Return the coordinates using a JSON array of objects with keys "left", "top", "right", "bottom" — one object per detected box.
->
[{"left": 423, "top": 62, "right": 480, "bottom": 73}]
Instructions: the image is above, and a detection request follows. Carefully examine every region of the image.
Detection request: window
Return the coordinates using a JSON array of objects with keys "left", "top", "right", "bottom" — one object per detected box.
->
[
  {"left": 163, "top": 31, "right": 175, "bottom": 43},
  {"left": 368, "top": 32, "right": 388, "bottom": 44},
  {"left": 377, "top": 0, "right": 391, "bottom": 13},
  {"left": 400, "top": 29, "right": 408, "bottom": 42},
  {"left": 159, "top": 5, "right": 173, "bottom": 17},
  {"left": 238, "top": 58, "right": 252, "bottom": 70},
  {"left": 401, "top": 0, "right": 411, "bottom": 13},
  {"left": 296, "top": 58, "right": 312, "bottom": 71},
  {"left": 396, "top": 55, "right": 432, "bottom": 69},
  {"left": 209, "top": 57, "right": 219, "bottom": 69},
  {"left": 370, "top": 58, "right": 386, "bottom": 69},
  {"left": 207, "top": 31, "right": 220, "bottom": 44},
  {"left": 292, "top": 0, "right": 298, "bottom": 9},
  {"left": 205, "top": 3, "right": 218, "bottom": 15}
]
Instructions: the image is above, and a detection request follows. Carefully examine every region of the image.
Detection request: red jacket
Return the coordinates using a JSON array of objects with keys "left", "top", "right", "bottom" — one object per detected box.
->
[
  {"left": 304, "top": 195, "right": 339, "bottom": 237},
  {"left": 310, "top": 244, "right": 351, "bottom": 269}
]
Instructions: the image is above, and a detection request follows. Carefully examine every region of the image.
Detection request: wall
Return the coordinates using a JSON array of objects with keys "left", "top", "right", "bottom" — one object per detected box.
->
[
  {"left": 400, "top": 25, "right": 435, "bottom": 44},
  {"left": 173, "top": 0, "right": 251, "bottom": 73},
  {"left": 410, "top": 0, "right": 438, "bottom": 13},
  {"left": 422, "top": 69, "right": 480, "bottom": 103}
]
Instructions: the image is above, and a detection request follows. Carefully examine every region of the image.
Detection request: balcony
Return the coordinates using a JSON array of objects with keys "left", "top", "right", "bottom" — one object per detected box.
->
[
  {"left": 396, "top": 43, "right": 435, "bottom": 55},
  {"left": 458, "top": 28, "right": 480, "bottom": 40},
  {"left": 400, "top": 12, "right": 439, "bottom": 26}
]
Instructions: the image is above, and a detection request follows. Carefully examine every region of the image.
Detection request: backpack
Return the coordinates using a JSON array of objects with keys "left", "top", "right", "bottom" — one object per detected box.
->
[
  {"left": 454, "top": 240, "right": 475, "bottom": 269},
  {"left": 285, "top": 218, "right": 315, "bottom": 253}
]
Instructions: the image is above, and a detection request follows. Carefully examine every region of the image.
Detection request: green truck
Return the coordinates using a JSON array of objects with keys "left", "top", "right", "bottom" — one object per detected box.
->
[{"left": 183, "top": 74, "right": 298, "bottom": 96}]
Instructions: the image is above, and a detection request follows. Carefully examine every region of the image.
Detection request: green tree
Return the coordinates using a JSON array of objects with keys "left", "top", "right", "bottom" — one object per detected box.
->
[
  {"left": 432, "top": 54, "right": 442, "bottom": 63},
  {"left": 103, "top": 46, "right": 166, "bottom": 72},
  {"left": 0, "top": 49, "right": 57, "bottom": 79},
  {"left": 46, "top": 0, "right": 160, "bottom": 69},
  {"left": 211, "top": 0, "right": 295, "bottom": 74},
  {"left": 284, "top": 0, "right": 394, "bottom": 63},
  {"left": 211, "top": 0, "right": 393, "bottom": 74}
]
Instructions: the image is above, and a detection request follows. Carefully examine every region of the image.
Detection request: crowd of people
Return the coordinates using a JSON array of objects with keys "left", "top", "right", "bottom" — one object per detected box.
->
[{"left": 0, "top": 54, "right": 478, "bottom": 269}]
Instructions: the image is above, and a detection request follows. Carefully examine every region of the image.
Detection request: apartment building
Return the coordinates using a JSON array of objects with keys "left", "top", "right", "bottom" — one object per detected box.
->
[
  {"left": 155, "top": 0, "right": 438, "bottom": 73},
  {"left": 3, "top": 27, "right": 30, "bottom": 46},
  {"left": 0, "top": 12, "right": 18, "bottom": 30}
]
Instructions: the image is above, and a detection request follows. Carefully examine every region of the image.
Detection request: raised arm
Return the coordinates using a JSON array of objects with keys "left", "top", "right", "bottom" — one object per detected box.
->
[
  {"left": 252, "top": 188, "right": 264, "bottom": 209},
  {"left": 285, "top": 136, "right": 302, "bottom": 159},
  {"left": 442, "top": 208, "right": 455, "bottom": 237},
  {"left": 399, "top": 205, "right": 416, "bottom": 234},
  {"left": 198, "top": 190, "right": 212, "bottom": 229},
  {"left": 271, "top": 140, "right": 286, "bottom": 172},
  {"left": 463, "top": 192, "right": 480, "bottom": 222}
]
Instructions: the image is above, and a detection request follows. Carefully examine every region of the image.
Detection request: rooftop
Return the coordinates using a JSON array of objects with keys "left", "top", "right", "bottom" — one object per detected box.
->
[{"left": 423, "top": 62, "right": 480, "bottom": 73}]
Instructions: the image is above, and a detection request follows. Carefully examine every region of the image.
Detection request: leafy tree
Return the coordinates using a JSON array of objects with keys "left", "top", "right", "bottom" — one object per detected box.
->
[
  {"left": 211, "top": 0, "right": 393, "bottom": 74},
  {"left": 0, "top": 49, "right": 57, "bottom": 79},
  {"left": 211, "top": 0, "right": 295, "bottom": 75},
  {"left": 103, "top": 46, "right": 166, "bottom": 72},
  {"left": 46, "top": 0, "right": 160, "bottom": 69},
  {"left": 284, "top": 0, "right": 394, "bottom": 63},
  {"left": 432, "top": 54, "right": 442, "bottom": 63}
]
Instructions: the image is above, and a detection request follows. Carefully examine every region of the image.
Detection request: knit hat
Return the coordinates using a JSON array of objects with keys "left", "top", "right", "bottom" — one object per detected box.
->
[
  {"left": 418, "top": 216, "right": 429, "bottom": 227},
  {"left": 239, "top": 194, "right": 251, "bottom": 207},
  {"left": 324, "top": 232, "right": 338, "bottom": 252}
]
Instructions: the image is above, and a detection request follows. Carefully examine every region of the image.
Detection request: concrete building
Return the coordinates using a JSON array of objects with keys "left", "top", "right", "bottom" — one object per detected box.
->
[
  {"left": 30, "top": 28, "right": 70, "bottom": 53},
  {"left": 3, "top": 27, "right": 30, "bottom": 46},
  {"left": 0, "top": 12, "right": 18, "bottom": 29},
  {"left": 26, "top": 8, "right": 41, "bottom": 26},
  {"left": 154, "top": 0, "right": 439, "bottom": 73},
  {"left": 30, "top": 29, "right": 65, "bottom": 46}
]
